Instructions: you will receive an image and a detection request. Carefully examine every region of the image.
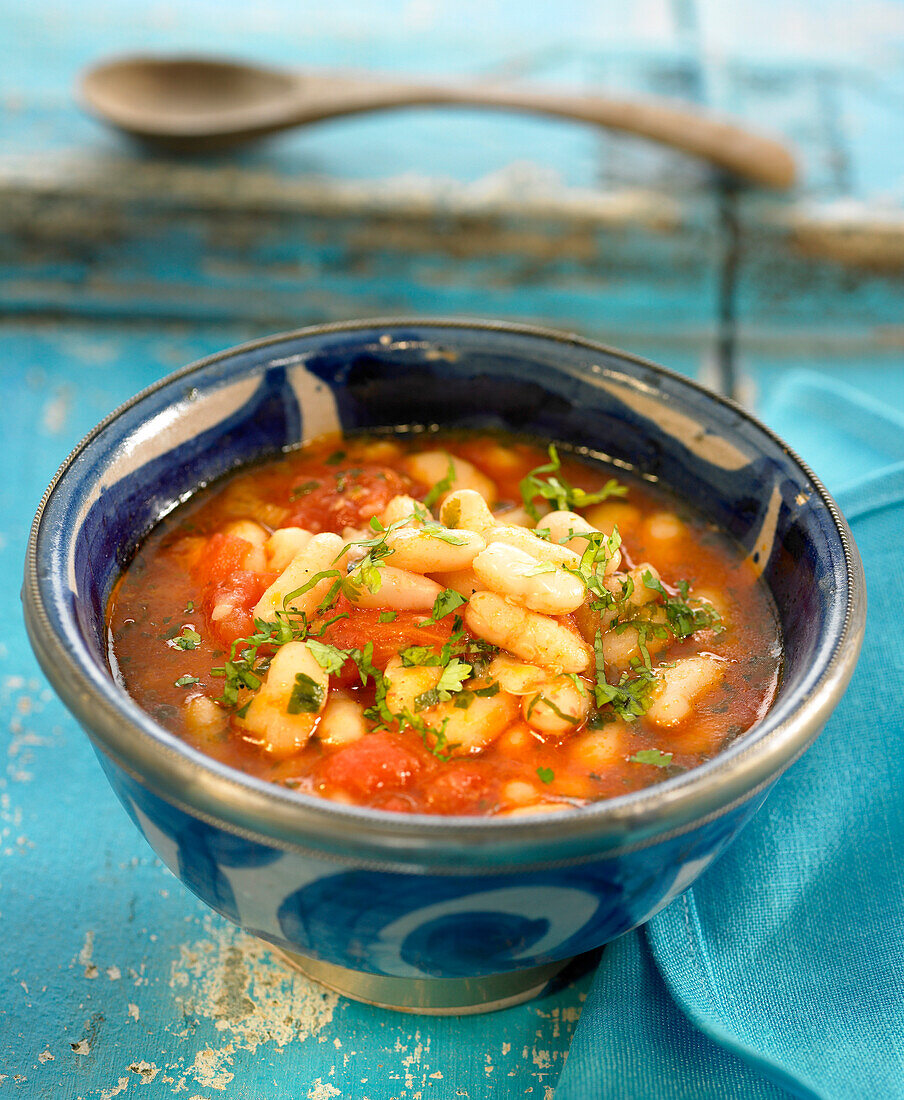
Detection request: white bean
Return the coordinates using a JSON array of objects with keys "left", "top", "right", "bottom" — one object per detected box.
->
[
  {"left": 222, "top": 519, "right": 268, "bottom": 572},
  {"left": 223, "top": 519, "right": 268, "bottom": 546},
  {"left": 183, "top": 695, "right": 228, "bottom": 742},
  {"left": 439, "top": 489, "right": 495, "bottom": 534},
  {"left": 543, "top": 510, "right": 622, "bottom": 573},
  {"left": 610, "top": 563, "right": 662, "bottom": 609},
  {"left": 488, "top": 654, "right": 548, "bottom": 695},
  {"left": 569, "top": 721, "right": 629, "bottom": 770},
  {"left": 522, "top": 675, "right": 591, "bottom": 736},
  {"left": 487, "top": 525, "right": 582, "bottom": 567},
  {"left": 317, "top": 691, "right": 369, "bottom": 748},
  {"left": 254, "top": 533, "right": 345, "bottom": 623},
  {"left": 423, "top": 690, "right": 519, "bottom": 755},
  {"left": 385, "top": 526, "right": 485, "bottom": 573},
  {"left": 583, "top": 501, "right": 641, "bottom": 538},
  {"left": 644, "top": 511, "right": 686, "bottom": 544},
  {"left": 344, "top": 566, "right": 442, "bottom": 610},
  {"left": 265, "top": 527, "right": 313, "bottom": 572},
  {"left": 237, "top": 641, "right": 328, "bottom": 758},
  {"left": 598, "top": 608, "right": 671, "bottom": 671},
  {"left": 384, "top": 656, "right": 442, "bottom": 714},
  {"left": 493, "top": 503, "right": 545, "bottom": 528},
  {"left": 405, "top": 451, "right": 497, "bottom": 505},
  {"left": 574, "top": 566, "right": 668, "bottom": 643},
  {"left": 359, "top": 439, "right": 403, "bottom": 463},
  {"left": 502, "top": 779, "right": 542, "bottom": 806},
  {"left": 429, "top": 568, "right": 482, "bottom": 598},
  {"left": 380, "top": 494, "right": 433, "bottom": 528},
  {"left": 646, "top": 655, "right": 725, "bottom": 728},
  {"left": 465, "top": 591, "right": 592, "bottom": 673},
  {"left": 473, "top": 542, "right": 585, "bottom": 615}
]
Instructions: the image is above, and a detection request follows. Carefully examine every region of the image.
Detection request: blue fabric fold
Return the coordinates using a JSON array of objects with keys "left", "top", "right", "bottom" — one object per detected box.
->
[{"left": 556, "top": 374, "right": 904, "bottom": 1100}]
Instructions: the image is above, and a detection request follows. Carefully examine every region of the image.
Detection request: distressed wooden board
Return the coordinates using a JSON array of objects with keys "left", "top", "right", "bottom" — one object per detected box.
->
[{"left": 2, "top": 0, "right": 904, "bottom": 350}]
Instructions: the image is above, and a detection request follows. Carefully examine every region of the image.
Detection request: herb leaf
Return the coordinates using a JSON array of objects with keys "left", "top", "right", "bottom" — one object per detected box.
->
[
  {"left": 641, "top": 570, "right": 722, "bottom": 638},
  {"left": 536, "top": 766, "right": 555, "bottom": 784},
  {"left": 423, "top": 455, "right": 457, "bottom": 508},
  {"left": 435, "top": 658, "right": 472, "bottom": 698},
  {"left": 172, "top": 627, "right": 201, "bottom": 651},
  {"left": 519, "top": 444, "right": 627, "bottom": 520},
  {"left": 305, "top": 638, "right": 348, "bottom": 676},
  {"left": 419, "top": 588, "right": 467, "bottom": 626},
  {"left": 174, "top": 674, "right": 200, "bottom": 688},
  {"left": 287, "top": 673, "right": 324, "bottom": 715},
  {"left": 289, "top": 480, "right": 320, "bottom": 500},
  {"left": 630, "top": 749, "right": 673, "bottom": 767},
  {"left": 592, "top": 630, "right": 656, "bottom": 721},
  {"left": 526, "top": 693, "right": 580, "bottom": 724}
]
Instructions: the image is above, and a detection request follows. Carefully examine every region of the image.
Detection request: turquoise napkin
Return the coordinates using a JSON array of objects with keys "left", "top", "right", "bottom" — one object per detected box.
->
[{"left": 556, "top": 372, "right": 904, "bottom": 1100}]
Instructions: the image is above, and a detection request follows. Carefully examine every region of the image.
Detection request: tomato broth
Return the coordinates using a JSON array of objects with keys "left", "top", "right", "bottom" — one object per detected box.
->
[{"left": 107, "top": 431, "right": 782, "bottom": 817}]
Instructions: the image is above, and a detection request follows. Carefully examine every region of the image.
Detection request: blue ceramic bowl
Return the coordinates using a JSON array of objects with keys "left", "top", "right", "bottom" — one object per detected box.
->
[{"left": 23, "top": 320, "right": 865, "bottom": 1013}]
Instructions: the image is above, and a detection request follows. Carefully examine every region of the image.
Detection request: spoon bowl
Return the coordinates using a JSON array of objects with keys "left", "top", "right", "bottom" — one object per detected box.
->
[
  {"left": 81, "top": 54, "right": 797, "bottom": 187},
  {"left": 82, "top": 57, "right": 302, "bottom": 144}
]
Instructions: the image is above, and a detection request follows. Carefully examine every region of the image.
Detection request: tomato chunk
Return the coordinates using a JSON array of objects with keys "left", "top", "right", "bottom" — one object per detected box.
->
[
  {"left": 320, "top": 598, "right": 455, "bottom": 671},
  {"left": 424, "top": 762, "right": 497, "bottom": 815},
  {"left": 286, "top": 466, "right": 411, "bottom": 532},
  {"left": 203, "top": 570, "right": 277, "bottom": 649},
  {"left": 192, "top": 533, "right": 250, "bottom": 588},
  {"left": 318, "top": 732, "right": 432, "bottom": 798}
]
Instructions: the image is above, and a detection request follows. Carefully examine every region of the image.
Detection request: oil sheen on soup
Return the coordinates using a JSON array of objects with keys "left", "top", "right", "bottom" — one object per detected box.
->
[{"left": 107, "top": 432, "right": 782, "bottom": 817}]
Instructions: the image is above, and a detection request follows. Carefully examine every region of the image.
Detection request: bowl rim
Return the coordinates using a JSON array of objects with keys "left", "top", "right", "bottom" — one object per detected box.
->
[{"left": 22, "top": 317, "right": 866, "bottom": 870}]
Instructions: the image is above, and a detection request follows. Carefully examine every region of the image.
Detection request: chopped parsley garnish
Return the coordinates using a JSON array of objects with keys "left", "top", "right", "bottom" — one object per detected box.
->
[
  {"left": 422, "top": 455, "right": 457, "bottom": 508},
  {"left": 536, "top": 766, "right": 555, "bottom": 784},
  {"left": 452, "top": 681, "right": 499, "bottom": 710},
  {"left": 172, "top": 627, "right": 201, "bottom": 651},
  {"left": 282, "top": 569, "right": 341, "bottom": 611},
  {"left": 413, "top": 658, "right": 473, "bottom": 711},
  {"left": 525, "top": 693, "right": 580, "bottom": 724},
  {"left": 305, "top": 638, "right": 348, "bottom": 675},
  {"left": 325, "top": 450, "right": 346, "bottom": 465},
  {"left": 287, "top": 673, "right": 324, "bottom": 714},
  {"left": 630, "top": 749, "right": 673, "bottom": 768},
  {"left": 379, "top": 610, "right": 397, "bottom": 623},
  {"left": 339, "top": 513, "right": 418, "bottom": 598},
  {"left": 289, "top": 480, "right": 320, "bottom": 500},
  {"left": 563, "top": 528, "right": 622, "bottom": 608},
  {"left": 474, "top": 680, "right": 500, "bottom": 697},
  {"left": 519, "top": 444, "right": 626, "bottom": 520},
  {"left": 414, "top": 688, "right": 442, "bottom": 712},
  {"left": 595, "top": 670, "right": 657, "bottom": 721},
  {"left": 435, "top": 659, "right": 472, "bottom": 697},
  {"left": 174, "top": 674, "right": 200, "bottom": 688},
  {"left": 183, "top": 600, "right": 195, "bottom": 614},
  {"left": 419, "top": 588, "right": 467, "bottom": 626},
  {"left": 399, "top": 644, "right": 445, "bottom": 667},
  {"left": 419, "top": 521, "right": 470, "bottom": 546},
  {"left": 592, "top": 630, "right": 656, "bottom": 721},
  {"left": 641, "top": 571, "right": 722, "bottom": 638}
]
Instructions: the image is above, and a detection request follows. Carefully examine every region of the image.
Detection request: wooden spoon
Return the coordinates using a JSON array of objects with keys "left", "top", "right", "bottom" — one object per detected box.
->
[{"left": 81, "top": 55, "right": 796, "bottom": 189}]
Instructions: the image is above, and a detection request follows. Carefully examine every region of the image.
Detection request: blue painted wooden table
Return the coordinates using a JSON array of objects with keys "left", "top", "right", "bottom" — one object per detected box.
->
[{"left": 1, "top": 1, "right": 902, "bottom": 1096}]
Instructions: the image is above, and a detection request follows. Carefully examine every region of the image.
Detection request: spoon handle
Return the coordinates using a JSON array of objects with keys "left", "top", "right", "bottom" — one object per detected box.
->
[{"left": 290, "top": 76, "right": 796, "bottom": 190}]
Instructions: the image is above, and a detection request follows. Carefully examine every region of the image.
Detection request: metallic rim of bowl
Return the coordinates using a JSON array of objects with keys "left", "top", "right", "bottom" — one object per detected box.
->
[{"left": 22, "top": 317, "right": 867, "bottom": 870}]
